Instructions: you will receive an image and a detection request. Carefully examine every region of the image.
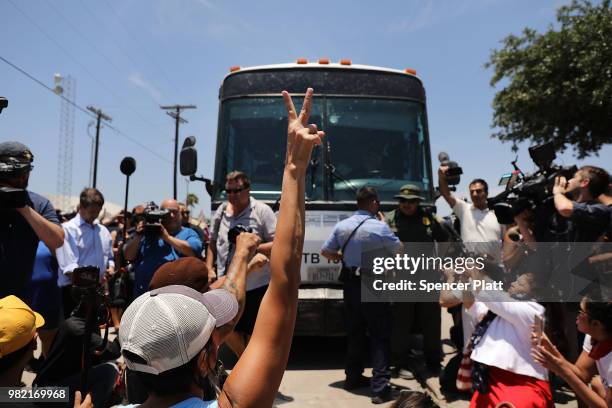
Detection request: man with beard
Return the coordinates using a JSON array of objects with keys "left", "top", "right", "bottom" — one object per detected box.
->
[{"left": 0, "top": 141, "right": 64, "bottom": 300}]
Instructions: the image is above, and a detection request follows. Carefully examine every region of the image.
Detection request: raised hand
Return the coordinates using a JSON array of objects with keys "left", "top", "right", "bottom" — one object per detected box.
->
[
  {"left": 282, "top": 88, "right": 325, "bottom": 170},
  {"left": 247, "top": 253, "right": 269, "bottom": 273},
  {"left": 530, "top": 333, "right": 567, "bottom": 375},
  {"left": 235, "top": 232, "right": 261, "bottom": 259}
]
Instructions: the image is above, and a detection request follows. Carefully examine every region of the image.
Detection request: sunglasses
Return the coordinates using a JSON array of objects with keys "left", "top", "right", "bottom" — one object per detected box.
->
[
  {"left": 399, "top": 198, "right": 419, "bottom": 204},
  {"left": 225, "top": 186, "right": 247, "bottom": 194}
]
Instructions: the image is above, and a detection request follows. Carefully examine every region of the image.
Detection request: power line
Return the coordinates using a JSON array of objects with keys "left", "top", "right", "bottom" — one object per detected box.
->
[
  {"left": 160, "top": 104, "right": 197, "bottom": 199},
  {"left": 7, "top": 0, "right": 165, "bottom": 133},
  {"left": 45, "top": 1, "right": 161, "bottom": 107},
  {"left": 0, "top": 54, "right": 171, "bottom": 164}
]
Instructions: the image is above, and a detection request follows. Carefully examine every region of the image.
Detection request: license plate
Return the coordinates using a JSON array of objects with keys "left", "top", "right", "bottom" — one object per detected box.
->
[{"left": 307, "top": 266, "right": 341, "bottom": 282}]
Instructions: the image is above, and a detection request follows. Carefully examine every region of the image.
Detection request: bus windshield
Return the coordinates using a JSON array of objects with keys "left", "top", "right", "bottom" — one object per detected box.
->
[{"left": 214, "top": 96, "right": 431, "bottom": 203}]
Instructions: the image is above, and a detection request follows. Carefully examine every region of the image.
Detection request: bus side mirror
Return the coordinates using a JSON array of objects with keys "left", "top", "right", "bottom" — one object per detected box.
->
[{"left": 180, "top": 136, "right": 198, "bottom": 176}]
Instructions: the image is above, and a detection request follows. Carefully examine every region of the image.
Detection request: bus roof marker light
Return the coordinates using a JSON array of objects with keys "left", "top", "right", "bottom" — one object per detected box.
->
[
  {"left": 340, "top": 59, "right": 352, "bottom": 66},
  {"left": 404, "top": 68, "right": 417, "bottom": 75},
  {"left": 318, "top": 58, "right": 330, "bottom": 64},
  {"left": 229, "top": 66, "right": 241, "bottom": 72},
  {"left": 296, "top": 58, "right": 308, "bottom": 64}
]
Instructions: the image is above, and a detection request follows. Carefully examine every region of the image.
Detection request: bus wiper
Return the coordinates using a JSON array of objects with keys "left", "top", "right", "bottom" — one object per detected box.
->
[
  {"left": 308, "top": 147, "right": 319, "bottom": 192},
  {"left": 325, "top": 141, "right": 359, "bottom": 195}
]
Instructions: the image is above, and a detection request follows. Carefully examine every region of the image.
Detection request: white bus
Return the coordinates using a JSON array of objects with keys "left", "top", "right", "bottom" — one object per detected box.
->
[{"left": 185, "top": 59, "right": 434, "bottom": 335}]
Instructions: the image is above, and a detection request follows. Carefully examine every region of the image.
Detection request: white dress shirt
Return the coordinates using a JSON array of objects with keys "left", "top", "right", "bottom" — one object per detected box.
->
[{"left": 56, "top": 213, "right": 114, "bottom": 287}]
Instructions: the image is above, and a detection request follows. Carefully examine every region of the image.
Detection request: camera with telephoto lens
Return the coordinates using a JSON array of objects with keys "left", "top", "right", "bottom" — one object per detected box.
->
[
  {"left": 487, "top": 142, "right": 577, "bottom": 225},
  {"left": 228, "top": 224, "right": 253, "bottom": 245},
  {"left": 143, "top": 201, "right": 169, "bottom": 238},
  {"left": 0, "top": 186, "right": 27, "bottom": 209}
]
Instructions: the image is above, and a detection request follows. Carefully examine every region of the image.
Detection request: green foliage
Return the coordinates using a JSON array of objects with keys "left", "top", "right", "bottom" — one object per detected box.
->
[
  {"left": 186, "top": 192, "right": 199, "bottom": 208},
  {"left": 487, "top": 0, "right": 612, "bottom": 158}
]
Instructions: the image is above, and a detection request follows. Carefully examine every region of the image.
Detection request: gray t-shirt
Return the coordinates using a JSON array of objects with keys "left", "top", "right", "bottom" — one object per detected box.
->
[{"left": 210, "top": 197, "right": 276, "bottom": 291}]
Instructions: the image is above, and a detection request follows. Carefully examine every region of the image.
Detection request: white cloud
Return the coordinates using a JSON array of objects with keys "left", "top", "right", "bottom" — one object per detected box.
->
[
  {"left": 387, "top": 0, "right": 502, "bottom": 33},
  {"left": 152, "top": 0, "right": 253, "bottom": 41},
  {"left": 128, "top": 72, "right": 163, "bottom": 102},
  {"left": 388, "top": 0, "right": 435, "bottom": 33}
]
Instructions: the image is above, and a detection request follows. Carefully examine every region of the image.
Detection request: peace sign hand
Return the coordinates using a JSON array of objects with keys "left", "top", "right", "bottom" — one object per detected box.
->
[{"left": 282, "top": 88, "right": 325, "bottom": 170}]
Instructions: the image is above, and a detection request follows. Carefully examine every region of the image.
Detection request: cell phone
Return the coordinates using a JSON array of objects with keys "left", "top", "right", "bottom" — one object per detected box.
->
[{"left": 534, "top": 314, "right": 545, "bottom": 346}]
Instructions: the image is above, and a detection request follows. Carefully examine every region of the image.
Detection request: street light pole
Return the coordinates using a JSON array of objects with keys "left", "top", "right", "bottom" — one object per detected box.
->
[
  {"left": 160, "top": 104, "right": 196, "bottom": 200},
  {"left": 86, "top": 106, "right": 112, "bottom": 189}
]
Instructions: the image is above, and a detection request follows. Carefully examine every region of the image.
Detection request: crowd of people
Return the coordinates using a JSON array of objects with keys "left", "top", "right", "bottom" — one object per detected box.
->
[
  {"left": 319, "top": 162, "right": 611, "bottom": 406},
  {"left": 1, "top": 86, "right": 611, "bottom": 408}
]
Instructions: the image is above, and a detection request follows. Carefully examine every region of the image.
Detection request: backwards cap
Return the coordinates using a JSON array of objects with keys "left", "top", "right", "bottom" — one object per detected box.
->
[{"left": 119, "top": 285, "right": 238, "bottom": 375}]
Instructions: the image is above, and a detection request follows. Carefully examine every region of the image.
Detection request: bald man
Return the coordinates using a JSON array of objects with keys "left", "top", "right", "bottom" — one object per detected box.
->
[{"left": 123, "top": 199, "right": 203, "bottom": 297}]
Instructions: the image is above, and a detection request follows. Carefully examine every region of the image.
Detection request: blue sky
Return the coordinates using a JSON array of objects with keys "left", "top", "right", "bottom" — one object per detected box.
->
[{"left": 1, "top": 0, "right": 610, "bottom": 218}]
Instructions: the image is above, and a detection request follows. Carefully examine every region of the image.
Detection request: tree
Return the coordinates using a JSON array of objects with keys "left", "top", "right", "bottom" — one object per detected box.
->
[
  {"left": 486, "top": 0, "right": 612, "bottom": 158},
  {"left": 186, "top": 193, "right": 199, "bottom": 208}
]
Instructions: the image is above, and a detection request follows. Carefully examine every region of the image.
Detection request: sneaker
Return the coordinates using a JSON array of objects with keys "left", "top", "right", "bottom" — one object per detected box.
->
[
  {"left": 371, "top": 386, "right": 392, "bottom": 404},
  {"left": 344, "top": 374, "right": 370, "bottom": 390}
]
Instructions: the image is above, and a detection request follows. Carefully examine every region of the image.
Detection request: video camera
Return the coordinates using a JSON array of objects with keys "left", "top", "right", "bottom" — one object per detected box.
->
[
  {"left": 228, "top": 223, "right": 253, "bottom": 245},
  {"left": 0, "top": 186, "right": 27, "bottom": 209},
  {"left": 143, "top": 201, "right": 169, "bottom": 237},
  {"left": 487, "top": 142, "right": 577, "bottom": 225},
  {"left": 71, "top": 266, "right": 109, "bottom": 322},
  {"left": 438, "top": 152, "right": 463, "bottom": 186}
]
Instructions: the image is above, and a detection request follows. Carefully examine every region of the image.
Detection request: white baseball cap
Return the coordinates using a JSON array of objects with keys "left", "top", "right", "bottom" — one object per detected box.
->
[{"left": 119, "top": 285, "right": 238, "bottom": 375}]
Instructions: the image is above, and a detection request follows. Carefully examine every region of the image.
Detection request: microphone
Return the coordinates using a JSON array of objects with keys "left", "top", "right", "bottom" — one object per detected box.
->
[{"left": 120, "top": 157, "right": 136, "bottom": 176}]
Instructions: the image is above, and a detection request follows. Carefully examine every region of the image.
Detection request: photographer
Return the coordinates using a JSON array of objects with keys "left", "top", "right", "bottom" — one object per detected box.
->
[
  {"left": 0, "top": 141, "right": 64, "bottom": 300},
  {"left": 56, "top": 188, "right": 115, "bottom": 318},
  {"left": 551, "top": 166, "right": 610, "bottom": 242},
  {"left": 123, "top": 198, "right": 203, "bottom": 297},
  {"left": 438, "top": 166, "right": 502, "bottom": 260},
  {"left": 207, "top": 171, "right": 276, "bottom": 357}
]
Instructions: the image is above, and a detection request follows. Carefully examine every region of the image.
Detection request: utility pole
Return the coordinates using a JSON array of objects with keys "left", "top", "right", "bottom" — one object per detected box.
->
[
  {"left": 86, "top": 106, "right": 112, "bottom": 189},
  {"left": 160, "top": 104, "right": 196, "bottom": 199}
]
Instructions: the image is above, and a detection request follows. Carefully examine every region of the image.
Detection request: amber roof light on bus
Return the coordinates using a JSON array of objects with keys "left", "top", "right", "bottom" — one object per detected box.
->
[
  {"left": 404, "top": 68, "right": 417, "bottom": 75},
  {"left": 229, "top": 66, "right": 241, "bottom": 72},
  {"left": 318, "top": 58, "right": 330, "bottom": 64},
  {"left": 340, "top": 59, "right": 352, "bottom": 66},
  {"left": 296, "top": 58, "right": 308, "bottom": 64}
]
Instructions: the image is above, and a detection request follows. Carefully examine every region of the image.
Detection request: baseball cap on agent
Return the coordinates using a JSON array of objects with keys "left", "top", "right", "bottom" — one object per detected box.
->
[
  {"left": 394, "top": 184, "right": 425, "bottom": 201},
  {"left": 119, "top": 285, "right": 238, "bottom": 375},
  {"left": 0, "top": 141, "right": 34, "bottom": 175},
  {"left": 0, "top": 296, "right": 45, "bottom": 358}
]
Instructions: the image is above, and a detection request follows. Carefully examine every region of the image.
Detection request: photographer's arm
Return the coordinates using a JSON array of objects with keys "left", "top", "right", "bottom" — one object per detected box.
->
[
  {"left": 123, "top": 221, "right": 143, "bottom": 262},
  {"left": 220, "top": 88, "right": 323, "bottom": 408},
  {"left": 438, "top": 166, "right": 457, "bottom": 208},
  {"left": 553, "top": 176, "right": 574, "bottom": 218},
  {"left": 160, "top": 227, "right": 196, "bottom": 257},
  {"left": 16, "top": 206, "right": 64, "bottom": 250}
]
